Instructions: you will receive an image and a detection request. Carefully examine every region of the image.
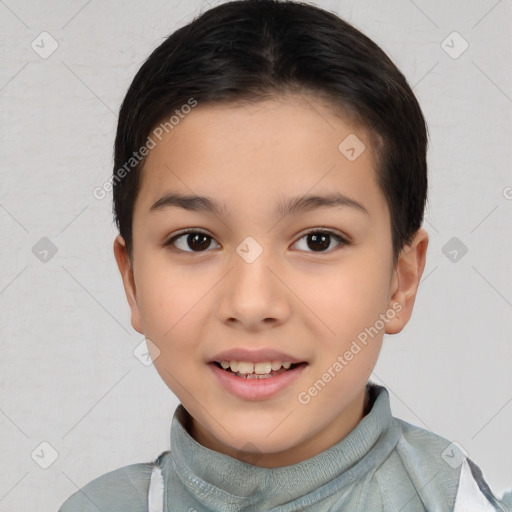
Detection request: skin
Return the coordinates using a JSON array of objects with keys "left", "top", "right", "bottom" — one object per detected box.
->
[{"left": 114, "top": 95, "right": 428, "bottom": 468}]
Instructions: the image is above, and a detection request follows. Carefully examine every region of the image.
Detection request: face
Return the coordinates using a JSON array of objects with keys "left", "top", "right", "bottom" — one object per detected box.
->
[{"left": 114, "top": 95, "right": 428, "bottom": 468}]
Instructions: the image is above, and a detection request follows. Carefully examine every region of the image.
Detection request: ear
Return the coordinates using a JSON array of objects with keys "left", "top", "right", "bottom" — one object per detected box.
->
[
  {"left": 113, "top": 235, "right": 144, "bottom": 334},
  {"left": 385, "top": 228, "right": 429, "bottom": 335}
]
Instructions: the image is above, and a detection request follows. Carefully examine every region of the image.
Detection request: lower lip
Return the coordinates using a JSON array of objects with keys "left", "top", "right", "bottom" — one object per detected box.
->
[{"left": 208, "top": 362, "right": 307, "bottom": 401}]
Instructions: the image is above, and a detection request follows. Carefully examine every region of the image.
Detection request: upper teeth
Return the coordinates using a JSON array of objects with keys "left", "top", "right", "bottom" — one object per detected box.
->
[{"left": 219, "top": 360, "right": 292, "bottom": 374}]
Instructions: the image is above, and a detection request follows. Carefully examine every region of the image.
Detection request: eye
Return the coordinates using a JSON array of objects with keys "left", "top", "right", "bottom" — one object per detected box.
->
[
  {"left": 164, "top": 228, "right": 350, "bottom": 254},
  {"left": 292, "top": 229, "right": 350, "bottom": 253},
  {"left": 164, "top": 230, "right": 220, "bottom": 253}
]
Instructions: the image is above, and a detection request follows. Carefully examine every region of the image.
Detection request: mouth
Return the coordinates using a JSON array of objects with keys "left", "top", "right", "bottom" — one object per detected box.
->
[
  {"left": 208, "top": 359, "right": 308, "bottom": 400},
  {"left": 210, "top": 360, "right": 307, "bottom": 379}
]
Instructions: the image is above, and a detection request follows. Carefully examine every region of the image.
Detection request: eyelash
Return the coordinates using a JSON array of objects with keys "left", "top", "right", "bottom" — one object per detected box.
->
[{"left": 163, "top": 228, "right": 351, "bottom": 254}]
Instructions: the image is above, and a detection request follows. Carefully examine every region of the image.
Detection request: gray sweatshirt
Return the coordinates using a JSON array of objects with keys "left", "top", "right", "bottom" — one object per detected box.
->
[{"left": 58, "top": 383, "right": 512, "bottom": 511}]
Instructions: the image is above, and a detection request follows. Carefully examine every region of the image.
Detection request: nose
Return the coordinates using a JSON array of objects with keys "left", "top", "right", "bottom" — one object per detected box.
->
[{"left": 216, "top": 243, "right": 291, "bottom": 331}]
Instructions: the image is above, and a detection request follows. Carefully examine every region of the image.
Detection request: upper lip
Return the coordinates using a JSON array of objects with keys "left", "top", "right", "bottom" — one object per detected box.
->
[{"left": 210, "top": 348, "right": 305, "bottom": 364}]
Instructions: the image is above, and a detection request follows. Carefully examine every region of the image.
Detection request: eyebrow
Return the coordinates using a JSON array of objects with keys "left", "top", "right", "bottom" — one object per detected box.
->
[{"left": 149, "top": 192, "right": 369, "bottom": 218}]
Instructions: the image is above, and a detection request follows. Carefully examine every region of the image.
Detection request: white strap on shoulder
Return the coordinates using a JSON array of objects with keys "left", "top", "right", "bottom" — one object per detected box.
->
[
  {"left": 453, "top": 459, "right": 496, "bottom": 512},
  {"left": 148, "top": 465, "right": 164, "bottom": 512}
]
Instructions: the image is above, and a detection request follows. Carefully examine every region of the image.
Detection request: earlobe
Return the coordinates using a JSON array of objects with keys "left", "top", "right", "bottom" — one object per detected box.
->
[
  {"left": 385, "top": 228, "right": 429, "bottom": 335},
  {"left": 113, "top": 235, "right": 144, "bottom": 334}
]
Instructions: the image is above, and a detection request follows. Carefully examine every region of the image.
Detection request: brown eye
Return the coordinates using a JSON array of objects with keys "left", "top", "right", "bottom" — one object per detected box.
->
[
  {"left": 165, "top": 231, "right": 220, "bottom": 253},
  {"left": 293, "top": 230, "right": 348, "bottom": 253},
  {"left": 308, "top": 233, "right": 330, "bottom": 251}
]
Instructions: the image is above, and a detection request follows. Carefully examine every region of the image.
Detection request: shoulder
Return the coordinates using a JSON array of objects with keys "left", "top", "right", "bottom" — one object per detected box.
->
[
  {"left": 58, "top": 460, "right": 155, "bottom": 512},
  {"left": 394, "top": 416, "right": 458, "bottom": 465},
  {"left": 454, "top": 459, "right": 511, "bottom": 511},
  {"left": 389, "top": 418, "right": 506, "bottom": 511}
]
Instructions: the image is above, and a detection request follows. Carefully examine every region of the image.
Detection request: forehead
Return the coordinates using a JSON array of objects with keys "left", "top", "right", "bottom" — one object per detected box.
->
[{"left": 135, "top": 96, "right": 387, "bottom": 220}]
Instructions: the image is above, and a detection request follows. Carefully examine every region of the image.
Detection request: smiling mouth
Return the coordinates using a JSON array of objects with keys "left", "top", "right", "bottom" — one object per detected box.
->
[{"left": 211, "top": 361, "right": 306, "bottom": 379}]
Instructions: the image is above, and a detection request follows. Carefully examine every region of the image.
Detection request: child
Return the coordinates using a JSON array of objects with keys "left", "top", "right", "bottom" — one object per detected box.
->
[{"left": 59, "top": 1, "right": 511, "bottom": 510}]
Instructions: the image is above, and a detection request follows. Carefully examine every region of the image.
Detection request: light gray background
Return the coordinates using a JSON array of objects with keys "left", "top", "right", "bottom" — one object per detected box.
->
[{"left": 0, "top": 0, "right": 511, "bottom": 510}]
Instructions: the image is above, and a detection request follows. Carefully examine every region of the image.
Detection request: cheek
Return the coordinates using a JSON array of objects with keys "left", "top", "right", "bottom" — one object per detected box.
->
[
  {"left": 135, "top": 261, "right": 197, "bottom": 341},
  {"left": 302, "top": 256, "right": 392, "bottom": 345},
  {"left": 138, "top": 268, "right": 205, "bottom": 387}
]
